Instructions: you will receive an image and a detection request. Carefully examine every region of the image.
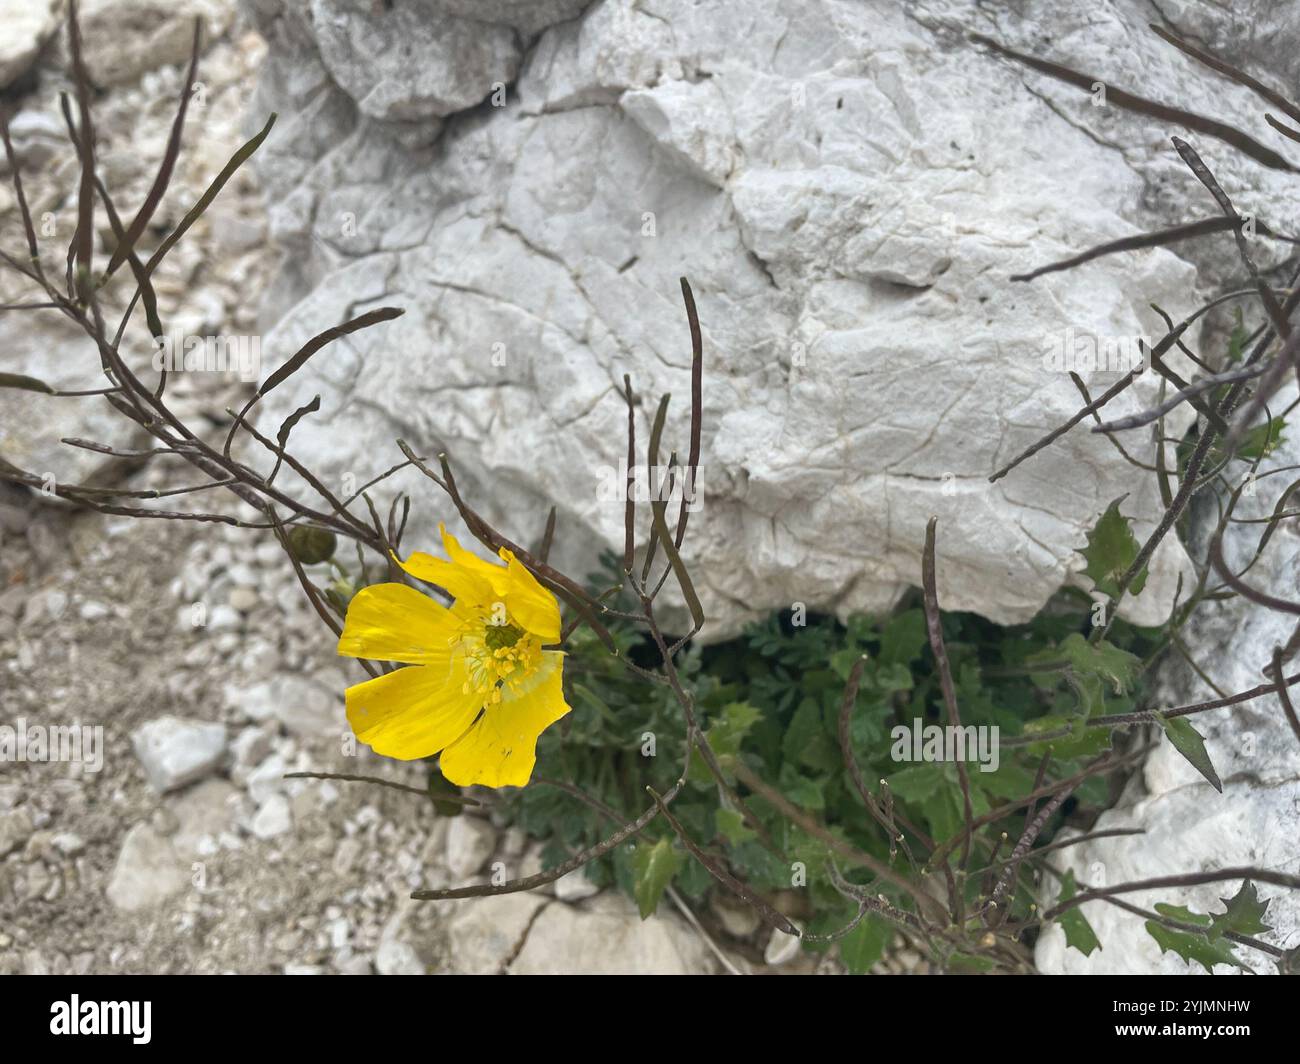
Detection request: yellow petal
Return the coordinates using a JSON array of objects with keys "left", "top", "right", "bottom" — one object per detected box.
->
[
  {"left": 345, "top": 658, "right": 481, "bottom": 761},
  {"left": 394, "top": 525, "right": 562, "bottom": 644},
  {"left": 498, "top": 549, "right": 562, "bottom": 643},
  {"left": 338, "top": 583, "right": 458, "bottom": 665},
  {"left": 438, "top": 651, "right": 570, "bottom": 787},
  {"left": 440, "top": 523, "right": 509, "bottom": 582},
  {"left": 394, "top": 549, "right": 495, "bottom": 606}
]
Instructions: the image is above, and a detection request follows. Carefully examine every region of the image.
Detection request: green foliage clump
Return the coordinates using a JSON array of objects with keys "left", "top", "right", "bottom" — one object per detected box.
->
[{"left": 497, "top": 554, "right": 1161, "bottom": 972}]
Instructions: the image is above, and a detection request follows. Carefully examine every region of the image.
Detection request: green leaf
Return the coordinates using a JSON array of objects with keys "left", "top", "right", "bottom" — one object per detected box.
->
[
  {"left": 1063, "top": 672, "right": 1106, "bottom": 718},
  {"left": 971, "top": 760, "right": 1036, "bottom": 800},
  {"left": 1057, "top": 870, "right": 1101, "bottom": 956},
  {"left": 1079, "top": 497, "right": 1147, "bottom": 598},
  {"left": 1022, "top": 713, "right": 1113, "bottom": 758},
  {"left": 1145, "top": 921, "right": 1241, "bottom": 974},
  {"left": 322, "top": 585, "right": 352, "bottom": 617},
  {"left": 1153, "top": 902, "right": 1211, "bottom": 928},
  {"left": 847, "top": 694, "right": 889, "bottom": 749},
  {"left": 885, "top": 764, "right": 943, "bottom": 803},
  {"left": 426, "top": 769, "right": 468, "bottom": 818},
  {"left": 945, "top": 951, "right": 996, "bottom": 973},
  {"left": 777, "top": 762, "right": 827, "bottom": 810},
  {"left": 1212, "top": 881, "right": 1271, "bottom": 937},
  {"left": 879, "top": 608, "right": 927, "bottom": 667},
  {"left": 917, "top": 769, "right": 988, "bottom": 843},
  {"left": 782, "top": 697, "right": 835, "bottom": 770},
  {"left": 715, "top": 807, "right": 756, "bottom": 846},
  {"left": 829, "top": 648, "right": 863, "bottom": 681},
  {"left": 706, "top": 701, "right": 762, "bottom": 759},
  {"left": 1158, "top": 715, "right": 1222, "bottom": 792},
  {"left": 727, "top": 839, "right": 789, "bottom": 891},
  {"left": 632, "top": 837, "right": 684, "bottom": 919},
  {"left": 1058, "top": 633, "right": 1142, "bottom": 696},
  {"left": 571, "top": 683, "right": 618, "bottom": 725},
  {"left": 839, "top": 915, "right": 891, "bottom": 974},
  {"left": 874, "top": 662, "right": 913, "bottom": 693},
  {"left": 1236, "top": 417, "right": 1285, "bottom": 460}
]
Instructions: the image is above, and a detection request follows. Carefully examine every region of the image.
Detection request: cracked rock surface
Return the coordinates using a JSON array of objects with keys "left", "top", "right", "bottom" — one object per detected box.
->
[
  {"left": 0, "top": 1, "right": 742, "bottom": 977},
  {"left": 243, "top": 0, "right": 1300, "bottom": 636},
  {"left": 1035, "top": 403, "right": 1300, "bottom": 974}
]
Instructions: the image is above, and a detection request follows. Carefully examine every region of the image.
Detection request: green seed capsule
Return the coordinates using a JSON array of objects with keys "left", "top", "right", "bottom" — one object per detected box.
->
[{"left": 287, "top": 525, "right": 337, "bottom": 565}]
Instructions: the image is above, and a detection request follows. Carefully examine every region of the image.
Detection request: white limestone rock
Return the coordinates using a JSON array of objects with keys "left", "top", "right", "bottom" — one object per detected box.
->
[
  {"left": 0, "top": 317, "right": 142, "bottom": 497},
  {"left": 77, "top": 0, "right": 236, "bottom": 86},
  {"left": 444, "top": 893, "right": 550, "bottom": 974},
  {"left": 553, "top": 868, "right": 601, "bottom": 902},
  {"left": 131, "top": 716, "right": 228, "bottom": 794},
  {"left": 224, "top": 673, "right": 344, "bottom": 737},
  {"left": 444, "top": 815, "right": 496, "bottom": 879},
  {"left": 250, "top": 793, "right": 293, "bottom": 839},
  {"left": 308, "top": 0, "right": 520, "bottom": 125},
  {"left": 240, "top": 0, "right": 1300, "bottom": 637},
  {"left": 0, "top": 0, "right": 60, "bottom": 89},
  {"left": 105, "top": 823, "right": 189, "bottom": 912},
  {"left": 0, "top": 808, "right": 35, "bottom": 859},
  {"left": 425, "top": 1, "right": 593, "bottom": 39},
  {"left": 170, "top": 778, "right": 242, "bottom": 858},
  {"left": 374, "top": 923, "right": 427, "bottom": 976},
  {"left": 508, "top": 891, "right": 714, "bottom": 974}
]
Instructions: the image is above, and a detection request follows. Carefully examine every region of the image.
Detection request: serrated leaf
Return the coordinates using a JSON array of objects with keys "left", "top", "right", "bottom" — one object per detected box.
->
[
  {"left": 1058, "top": 633, "right": 1142, "bottom": 696},
  {"left": 632, "top": 837, "right": 684, "bottom": 919},
  {"left": 1057, "top": 870, "right": 1102, "bottom": 956},
  {"left": 1153, "top": 902, "right": 1212, "bottom": 928},
  {"left": 1145, "top": 921, "right": 1241, "bottom": 974},
  {"left": 1212, "top": 881, "right": 1271, "bottom": 937},
  {"left": 1079, "top": 498, "right": 1147, "bottom": 598},
  {"left": 715, "top": 807, "right": 756, "bottom": 845},
  {"left": 1159, "top": 714, "right": 1222, "bottom": 792},
  {"left": 848, "top": 694, "right": 889, "bottom": 748},
  {"left": 706, "top": 701, "right": 763, "bottom": 758}
]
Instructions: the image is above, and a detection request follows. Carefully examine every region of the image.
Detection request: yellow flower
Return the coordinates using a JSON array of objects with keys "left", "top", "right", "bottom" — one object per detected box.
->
[{"left": 337, "top": 523, "right": 571, "bottom": 788}]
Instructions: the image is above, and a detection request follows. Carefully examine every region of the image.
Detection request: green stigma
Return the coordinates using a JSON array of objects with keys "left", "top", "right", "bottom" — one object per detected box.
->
[{"left": 484, "top": 622, "right": 523, "bottom": 650}]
